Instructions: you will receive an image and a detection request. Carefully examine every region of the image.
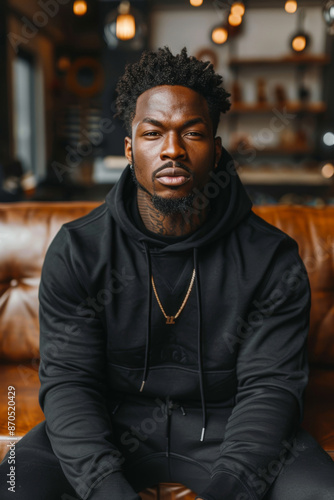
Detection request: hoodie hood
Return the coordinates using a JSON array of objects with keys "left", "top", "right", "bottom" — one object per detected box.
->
[{"left": 106, "top": 148, "right": 252, "bottom": 251}]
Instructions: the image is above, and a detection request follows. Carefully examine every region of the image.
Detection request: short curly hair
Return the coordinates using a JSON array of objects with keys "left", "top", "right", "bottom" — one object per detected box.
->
[{"left": 115, "top": 47, "right": 231, "bottom": 136}]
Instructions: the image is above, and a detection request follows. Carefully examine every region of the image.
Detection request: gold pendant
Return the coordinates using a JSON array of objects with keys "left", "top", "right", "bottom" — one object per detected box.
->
[{"left": 166, "top": 316, "right": 175, "bottom": 325}]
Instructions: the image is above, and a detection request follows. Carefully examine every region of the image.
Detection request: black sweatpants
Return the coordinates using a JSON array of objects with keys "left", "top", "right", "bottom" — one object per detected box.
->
[{"left": 1, "top": 420, "right": 334, "bottom": 500}]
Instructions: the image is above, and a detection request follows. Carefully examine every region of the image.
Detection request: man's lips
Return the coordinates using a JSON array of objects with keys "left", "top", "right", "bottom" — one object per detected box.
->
[
  {"left": 155, "top": 167, "right": 191, "bottom": 187},
  {"left": 156, "top": 167, "right": 190, "bottom": 178}
]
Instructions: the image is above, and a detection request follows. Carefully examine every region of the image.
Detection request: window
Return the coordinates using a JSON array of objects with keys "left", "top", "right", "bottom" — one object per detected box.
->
[{"left": 12, "top": 51, "right": 36, "bottom": 176}]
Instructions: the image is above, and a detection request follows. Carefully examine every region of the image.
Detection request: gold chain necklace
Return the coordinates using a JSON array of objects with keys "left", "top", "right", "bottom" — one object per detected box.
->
[{"left": 151, "top": 269, "right": 196, "bottom": 325}]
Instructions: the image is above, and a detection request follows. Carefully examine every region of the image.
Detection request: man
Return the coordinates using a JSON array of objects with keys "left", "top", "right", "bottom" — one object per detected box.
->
[{"left": 1, "top": 47, "right": 334, "bottom": 500}]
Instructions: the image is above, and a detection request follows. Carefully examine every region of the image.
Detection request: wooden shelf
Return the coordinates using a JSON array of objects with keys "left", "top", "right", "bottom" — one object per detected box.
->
[
  {"left": 229, "top": 102, "right": 327, "bottom": 114},
  {"left": 227, "top": 54, "right": 329, "bottom": 172},
  {"left": 237, "top": 166, "right": 331, "bottom": 186},
  {"left": 230, "top": 146, "right": 314, "bottom": 156},
  {"left": 229, "top": 55, "right": 330, "bottom": 67}
]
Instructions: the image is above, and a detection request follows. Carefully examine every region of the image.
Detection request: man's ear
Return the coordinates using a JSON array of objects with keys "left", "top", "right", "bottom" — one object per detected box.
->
[
  {"left": 125, "top": 136, "right": 132, "bottom": 164},
  {"left": 214, "top": 136, "right": 222, "bottom": 168}
]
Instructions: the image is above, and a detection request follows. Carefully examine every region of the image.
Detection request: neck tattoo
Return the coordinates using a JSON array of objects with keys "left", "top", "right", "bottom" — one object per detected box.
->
[{"left": 136, "top": 189, "right": 210, "bottom": 238}]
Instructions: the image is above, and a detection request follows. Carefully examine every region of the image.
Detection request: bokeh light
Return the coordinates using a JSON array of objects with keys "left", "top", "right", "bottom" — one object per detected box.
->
[
  {"left": 211, "top": 27, "right": 228, "bottom": 44},
  {"left": 323, "top": 132, "right": 334, "bottom": 146},
  {"left": 231, "top": 2, "right": 245, "bottom": 17},
  {"left": 228, "top": 13, "right": 242, "bottom": 26},
  {"left": 292, "top": 35, "right": 306, "bottom": 52},
  {"left": 73, "top": 1, "right": 87, "bottom": 16},
  {"left": 321, "top": 163, "right": 334, "bottom": 178},
  {"left": 57, "top": 57, "right": 71, "bottom": 72},
  {"left": 285, "top": 1, "right": 298, "bottom": 14}
]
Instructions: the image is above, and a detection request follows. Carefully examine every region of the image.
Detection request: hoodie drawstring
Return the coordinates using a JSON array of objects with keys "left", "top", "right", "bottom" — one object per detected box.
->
[
  {"left": 194, "top": 247, "right": 207, "bottom": 442},
  {"left": 140, "top": 241, "right": 152, "bottom": 393},
  {"left": 139, "top": 242, "right": 206, "bottom": 442}
]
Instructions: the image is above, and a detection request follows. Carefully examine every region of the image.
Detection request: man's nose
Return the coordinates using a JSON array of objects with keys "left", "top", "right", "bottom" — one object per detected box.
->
[{"left": 160, "top": 133, "right": 186, "bottom": 161}]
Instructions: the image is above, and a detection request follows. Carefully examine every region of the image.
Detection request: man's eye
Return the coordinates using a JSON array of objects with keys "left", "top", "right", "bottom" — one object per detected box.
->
[
  {"left": 144, "top": 131, "right": 159, "bottom": 136},
  {"left": 186, "top": 132, "right": 202, "bottom": 137}
]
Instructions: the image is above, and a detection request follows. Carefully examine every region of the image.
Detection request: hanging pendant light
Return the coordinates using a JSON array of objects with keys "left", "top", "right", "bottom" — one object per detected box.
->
[
  {"left": 290, "top": 9, "right": 311, "bottom": 53},
  {"left": 104, "top": 1, "right": 146, "bottom": 49},
  {"left": 210, "top": 0, "right": 244, "bottom": 46},
  {"left": 116, "top": 1, "right": 136, "bottom": 41}
]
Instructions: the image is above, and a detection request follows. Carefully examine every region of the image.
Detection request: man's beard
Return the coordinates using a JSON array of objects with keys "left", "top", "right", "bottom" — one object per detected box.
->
[{"left": 130, "top": 162, "right": 196, "bottom": 216}]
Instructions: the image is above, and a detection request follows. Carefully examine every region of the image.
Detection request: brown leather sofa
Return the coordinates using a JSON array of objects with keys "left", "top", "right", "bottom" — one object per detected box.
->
[{"left": 0, "top": 202, "right": 333, "bottom": 499}]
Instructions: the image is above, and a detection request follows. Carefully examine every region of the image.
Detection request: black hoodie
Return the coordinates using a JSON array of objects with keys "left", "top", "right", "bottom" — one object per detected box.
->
[{"left": 39, "top": 150, "right": 310, "bottom": 500}]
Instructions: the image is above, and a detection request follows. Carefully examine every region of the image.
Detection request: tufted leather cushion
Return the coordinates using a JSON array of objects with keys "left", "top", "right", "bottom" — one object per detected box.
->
[
  {"left": 1, "top": 203, "right": 333, "bottom": 366},
  {"left": 0, "top": 203, "right": 98, "bottom": 362},
  {"left": 254, "top": 206, "right": 334, "bottom": 366}
]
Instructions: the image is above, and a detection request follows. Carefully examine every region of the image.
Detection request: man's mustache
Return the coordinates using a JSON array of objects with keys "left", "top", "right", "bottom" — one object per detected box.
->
[{"left": 153, "top": 161, "right": 191, "bottom": 181}]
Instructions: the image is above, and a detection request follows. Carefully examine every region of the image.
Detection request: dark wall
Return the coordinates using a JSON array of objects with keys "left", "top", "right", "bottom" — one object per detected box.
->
[
  {"left": 102, "top": 50, "right": 144, "bottom": 156},
  {"left": 0, "top": 0, "right": 10, "bottom": 166}
]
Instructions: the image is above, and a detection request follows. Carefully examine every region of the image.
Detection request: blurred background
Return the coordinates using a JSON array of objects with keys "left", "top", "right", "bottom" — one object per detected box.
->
[{"left": 0, "top": 0, "right": 334, "bottom": 205}]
